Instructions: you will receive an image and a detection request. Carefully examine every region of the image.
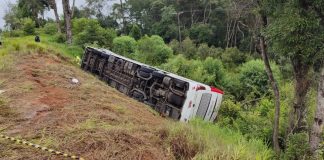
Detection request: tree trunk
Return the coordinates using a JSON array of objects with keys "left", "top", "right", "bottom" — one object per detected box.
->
[
  {"left": 310, "top": 67, "right": 324, "bottom": 156},
  {"left": 288, "top": 57, "right": 311, "bottom": 134},
  {"left": 259, "top": 36, "right": 281, "bottom": 155},
  {"left": 62, "top": 0, "right": 72, "bottom": 45},
  {"left": 120, "top": 0, "right": 126, "bottom": 34},
  {"left": 71, "top": 0, "right": 76, "bottom": 18},
  {"left": 256, "top": 8, "right": 280, "bottom": 154},
  {"left": 51, "top": 0, "right": 61, "bottom": 33}
]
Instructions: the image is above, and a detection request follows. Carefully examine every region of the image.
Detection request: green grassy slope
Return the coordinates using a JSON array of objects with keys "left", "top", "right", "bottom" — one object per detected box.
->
[{"left": 0, "top": 35, "right": 274, "bottom": 160}]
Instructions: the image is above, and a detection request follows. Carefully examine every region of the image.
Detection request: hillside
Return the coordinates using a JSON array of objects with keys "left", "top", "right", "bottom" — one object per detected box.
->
[{"left": 0, "top": 37, "right": 273, "bottom": 160}]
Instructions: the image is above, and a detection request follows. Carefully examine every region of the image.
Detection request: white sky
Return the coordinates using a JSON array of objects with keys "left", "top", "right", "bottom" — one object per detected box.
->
[{"left": 0, "top": 0, "right": 119, "bottom": 29}]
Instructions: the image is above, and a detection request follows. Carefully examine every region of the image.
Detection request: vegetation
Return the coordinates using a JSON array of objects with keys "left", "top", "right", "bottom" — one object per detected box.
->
[{"left": 1, "top": 0, "right": 323, "bottom": 159}]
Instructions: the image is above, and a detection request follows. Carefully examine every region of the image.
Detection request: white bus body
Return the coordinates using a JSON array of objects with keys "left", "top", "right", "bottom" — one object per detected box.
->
[{"left": 81, "top": 47, "right": 223, "bottom": 122}]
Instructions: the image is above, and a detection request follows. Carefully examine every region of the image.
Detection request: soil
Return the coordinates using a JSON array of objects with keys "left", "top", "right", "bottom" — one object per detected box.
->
[{"left": 0, "top": 53, "right": 173, "bottom": 160}]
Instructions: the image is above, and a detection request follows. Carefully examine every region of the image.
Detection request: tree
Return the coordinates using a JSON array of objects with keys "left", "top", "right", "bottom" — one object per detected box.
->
[
  {"left": 22, "top": 18, "right": 35, "bottom": 35},
  {"left": 129, "top": 24, "right": 142, "bottom": 40},
  {"left": 135, "top": 35, "right": 173, "bottom": 66},
  {"left": 180, "top": 37, "right": 197, "bottom": 59},
  {"left": 17, "top": 0, "right": 49, "bottom": 27},
  {"left": 254, "top": 0, "right": 281, "bottom": 154},
  {"left": 151, "top": 6, "right": 178, "bottom": 42},
  {"left": 47, "top": 0, "right": 61, "bottom": 33},
  {"left": 296, "top": 0, "right": 324, "bottom": 156},
  {"left": 3, "top": 3, "right": 21, "bottom": 30},
  {"left": 112, "top": 36, "right": 137, "bottom": 56},
  {"left": 189, "top": 24, "right": 213, "bottom": 44},
  {"left": 310, "top": 67, "right": 324, "bottom": 157},
  {"left": 74, "top": 21, "right": 117, "bottom": 48},
  {"left": 265, "top": 0, "right": 323, "bottom": 134},
  {"left": 62, "top": 0, "right": 73, "bottom": 44}
]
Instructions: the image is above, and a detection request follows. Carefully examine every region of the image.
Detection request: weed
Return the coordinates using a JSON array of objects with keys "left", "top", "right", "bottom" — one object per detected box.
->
[
  {"left": 0, "top": 97, "right": 14, "bottom": 117},
  {"left": 20, "top": 82, "right": 35, "bottom": 92},
  {"left": 73, "top": 118, "right": 113, "bottom": 131},
  {"left": 162, "top": 119, "right": 274, "bottom": 160},
  {"left": 113, "top": 105, "right": 126, "bottom": 114}
]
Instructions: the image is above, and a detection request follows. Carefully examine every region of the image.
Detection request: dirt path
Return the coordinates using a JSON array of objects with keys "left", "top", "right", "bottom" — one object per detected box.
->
[{"left": 0, "top": 53, "right": 173, "bottom": 160}]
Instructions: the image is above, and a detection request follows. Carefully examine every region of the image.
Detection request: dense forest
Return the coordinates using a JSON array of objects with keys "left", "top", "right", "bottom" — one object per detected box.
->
[{"left": 1, "top": 0, "right": 324, "bottom": 159}]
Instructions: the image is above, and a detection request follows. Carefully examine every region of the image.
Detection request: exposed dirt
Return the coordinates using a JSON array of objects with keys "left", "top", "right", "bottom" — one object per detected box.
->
[{"left": 0, "top": 53, "right": 174, "bottom": 160}]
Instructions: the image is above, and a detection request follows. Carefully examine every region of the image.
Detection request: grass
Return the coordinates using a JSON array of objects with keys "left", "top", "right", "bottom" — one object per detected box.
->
[
  {"left": 0, "top": 96, "right": 15, "bottom": 118},
  {"left": 0, "top": 35, "right": 275, "bottom": 159},
  {"left": 162, "top": 119, "right": 274, "bottom": 160},
  {"left": 0, "top": 35, "right": 83, "bottom": 65}
]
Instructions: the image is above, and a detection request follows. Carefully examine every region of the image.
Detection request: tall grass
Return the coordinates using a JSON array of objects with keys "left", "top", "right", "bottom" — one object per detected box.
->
[
  {"left": 164, "top": 119, "right": 274, "bottom": 160},
  {"left": 0, "top": 35, "right": 83, "bottom": 64}
]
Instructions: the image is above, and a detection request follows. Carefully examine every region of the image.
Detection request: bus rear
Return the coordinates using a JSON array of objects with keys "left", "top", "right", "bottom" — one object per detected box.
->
[{"left": 179, "top": 83, "right": 223, "bottom": 122}]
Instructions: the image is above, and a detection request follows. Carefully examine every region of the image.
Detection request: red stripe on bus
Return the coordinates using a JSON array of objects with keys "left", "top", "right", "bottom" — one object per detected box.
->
[{"left": 210, "top": 87, "right": 224, "bottom": 94}]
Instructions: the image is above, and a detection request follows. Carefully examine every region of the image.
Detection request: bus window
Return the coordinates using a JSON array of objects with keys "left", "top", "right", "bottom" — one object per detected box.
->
[{"left": 196, "top": 93, "right": 212, "bottom": 118}]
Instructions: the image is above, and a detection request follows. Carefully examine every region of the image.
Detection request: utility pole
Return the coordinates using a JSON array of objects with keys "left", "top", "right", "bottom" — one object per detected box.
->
[
  {"left": 176, "top": 11, "right": 184, "bottom": 46},
  {"left": 120, "top": 0, "right": 126, "bottom": 34}
]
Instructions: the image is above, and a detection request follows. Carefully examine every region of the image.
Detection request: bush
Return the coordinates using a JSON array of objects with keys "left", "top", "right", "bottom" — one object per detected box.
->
[
  {"left": 284, "top": 132, "right": 310, "bottom": 159},
  {"left": 22, "top": 18, "right": 35, "bottom": 35},
  {"left": 43, "top": 23, "right": 57, "bottom": 35},
  {"left": 112, "top": 36, "right": 137, "bottom": 57},
  {"left": 239, "top": 59, "right": 281, "bottom": 99},
  {"left": 197, "top": 44, "right": 223, "bottom": 59},
  {"left": 169, "top": 39, "right": 181, "bottom": 54},
  {"left": 135, "top": 35, "right": 173, "bottom": 66},
  {"left": 202, "top": 57, "right": 225, "bottom": 86},
  {"left": 129, "top": 24, "right": 141, "bottom": 40},
  {"left": 74, "top": 22, "right": 117, "bottom": 48},
  {"left": 161, "top": 54, "right": 225, "bottom": 87},
  {"left": 73, "top": 18, "right": 117, "bottom": 48},
  {"left": 217, "top": 99, "right": 241, "bottom": 126},
  {"left": 54, "top": 33, "right": 66, "bottom": 43},
  {"left": 72, "top": 18, "right": 99, "bottom": 35},
  {"left": 221, "top": 47, "right": 247, "bottom": 68},
  {"left": 181, "top": 37, "right": 197, "bottom": 59},
  {"left": 162, "top": 119, "right": 274, "bottom": 159},
  {"left": 189, "top": 24, "right": 213, "bottom": 44},
  {"left": 8, "top": 30, "right": 24, "bottom": 37}
]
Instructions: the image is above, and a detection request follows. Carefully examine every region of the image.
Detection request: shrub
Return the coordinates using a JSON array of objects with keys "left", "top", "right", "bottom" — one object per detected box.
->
[
  {"left": 162, "top": 119, "right": 274, "bottom": 160},
  {"left": 73, "top": 18, "right": 117, "bottom": 48},
  {"left": 284, "top": 132, "right": 310, "bottom": 159},
  {"left": 22, "top": 18, "right": 35, "bottom": 35},
  {"left": 217, "top": 99, "right": 241, "bottom": 125},
  {"left": 54, "top": 33, "right": 66, "bottom": 43},
  {"left": 181, "top": 37, "right": 197, "bottom": 59},
  {"left": 74, "top": 22, "right": 117, "bottom": 48},
  {"left": 112, "top": 36, "right": 137, "bottom": 57},
  {"left": 8, "top": 30, "right": 24, "bottom": 37},
  {"left": 189, "top": 24, "right": 213, "bottom": 44},
  {"left": 72, "top": 18, "right": 99, "bottom": 35},
  {"left": 169, "top": 39, "right": 181, "bottom": 54},
  {"left": 135, "top": 35, "right": 173, "bottom": 66},
  {"left": 221, "top": 47, "right": 247, "bottom": 68},
  {"left": 43, "top": 23, "right": 57, "bottom": 35},
  {"left": 197, "top": 44, "right": 223, "bottom": 59},
  {"left": 129, "top": 24, "right": 141, "bottom": 40},
  {"left": 239, "top": 59, "right": 281, "bottom": 99},
  {"left": 202, "top": 57, "right": 225, "bottom": 86}
]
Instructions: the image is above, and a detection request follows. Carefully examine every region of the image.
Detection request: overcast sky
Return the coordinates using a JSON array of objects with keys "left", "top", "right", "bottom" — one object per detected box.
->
[{"left": 0, "top": 0, "right": 118, "bottom": 29}]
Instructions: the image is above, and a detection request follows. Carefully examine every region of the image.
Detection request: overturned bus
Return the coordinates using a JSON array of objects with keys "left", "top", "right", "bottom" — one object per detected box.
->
[{"left": 81, "top": 47, "right": 223, "bottom": 122}]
